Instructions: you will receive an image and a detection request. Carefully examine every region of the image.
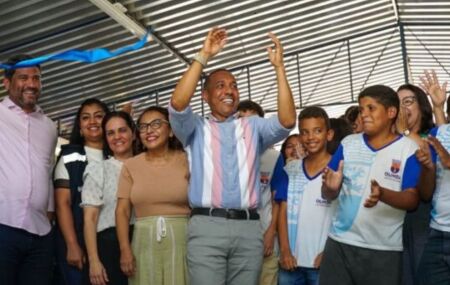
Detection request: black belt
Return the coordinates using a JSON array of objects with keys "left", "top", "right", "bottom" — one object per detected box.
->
[{"left": 191, "top": 207, "right": 260, "bottom": 220}]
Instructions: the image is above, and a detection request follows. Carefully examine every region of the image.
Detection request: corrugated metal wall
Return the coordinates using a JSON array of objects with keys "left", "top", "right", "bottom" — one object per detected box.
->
[{"left": 0, "top": 0, "right": 449, "bottom": 137}]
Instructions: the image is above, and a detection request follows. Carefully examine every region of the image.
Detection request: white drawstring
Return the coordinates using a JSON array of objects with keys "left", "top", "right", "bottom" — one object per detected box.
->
[{"left": 156, "top": 216, "right": 167, "bottom": 242}]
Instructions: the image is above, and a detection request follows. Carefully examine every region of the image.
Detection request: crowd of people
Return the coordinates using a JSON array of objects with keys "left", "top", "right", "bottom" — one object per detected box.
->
[{"left": 0, "top": 26, "right": 449, "bottom": 285}]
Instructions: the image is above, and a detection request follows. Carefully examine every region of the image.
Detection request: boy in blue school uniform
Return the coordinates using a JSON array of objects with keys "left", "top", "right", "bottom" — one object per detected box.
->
[
  {"left": 415, "top": 124, "right": 450, "bottom": 284},
  {"left": 275, "top": 106, "right": 336, "bottom": 285},
  {"left": 320, "top": 85, "right": 421, "bottom": 285}
]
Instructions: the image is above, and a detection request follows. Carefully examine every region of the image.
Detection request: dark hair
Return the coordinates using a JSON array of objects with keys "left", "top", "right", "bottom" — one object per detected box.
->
[
  {"left": 327, "top": 118, "right": 353, "bottom": 155},
  {"left": 203, "top": 68, "right": 233, "bottom": 90},
  {"left": 69, "top": 98, "right": 110, "bottom": 145},
  {"left": 136, "top": 106, "right": 183, "bottom": 151},
  {"left": 4, "top": 54, "right": 41, "bottom": 79},
  {"left": 397, "top": 84, "right": 434, "bottom": 134},
  {"left": 237, "top": 100, "right": 265, "bottom": 117},
  {"left": 358, "top": 85, "right": 399, "bottom": 113},
  {"left": 344, "top": 105, "right": 360, "bottom": 124},
  {"left": 280, "top": 134, "right": 299, "bottom": 163},
  {"left": 101, "top": 111, "right": 138, "bottom": 158},
  {"left": 298, "top": 106, "right": 331, "bottom": 130}
]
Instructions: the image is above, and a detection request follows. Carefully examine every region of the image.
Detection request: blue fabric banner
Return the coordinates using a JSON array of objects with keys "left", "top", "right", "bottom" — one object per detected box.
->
[{"left": 1, "top": 33, "right": 149, "bottom": 69}]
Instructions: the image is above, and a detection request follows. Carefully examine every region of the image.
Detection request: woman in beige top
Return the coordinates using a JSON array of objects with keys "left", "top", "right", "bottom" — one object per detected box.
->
[{"left": 116, "top": 106, "right": 190, "bottom": 285}]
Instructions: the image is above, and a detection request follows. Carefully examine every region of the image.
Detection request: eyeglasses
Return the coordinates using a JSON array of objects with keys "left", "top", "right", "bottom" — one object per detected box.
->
[
  {"left": 401, "top": 96, "right": 417, "bottom": 107},
  {"left": 137, "top": 119, "right": 169, "bottom": 132}
]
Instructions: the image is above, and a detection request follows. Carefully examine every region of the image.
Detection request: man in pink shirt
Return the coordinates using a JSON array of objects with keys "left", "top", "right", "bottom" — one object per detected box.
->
[{"left": 0, "top": 54, "right": 57, "bottom": 285}]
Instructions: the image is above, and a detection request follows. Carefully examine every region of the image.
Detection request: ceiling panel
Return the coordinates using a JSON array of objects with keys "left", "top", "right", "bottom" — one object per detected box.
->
[{"left": 1, "top": 0, "right": 448, "bottom": 137}]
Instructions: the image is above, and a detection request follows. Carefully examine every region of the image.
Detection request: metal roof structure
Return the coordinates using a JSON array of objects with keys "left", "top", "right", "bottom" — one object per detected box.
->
[{"left": 0, "top": 0, "right": 449, "bottom": 137}]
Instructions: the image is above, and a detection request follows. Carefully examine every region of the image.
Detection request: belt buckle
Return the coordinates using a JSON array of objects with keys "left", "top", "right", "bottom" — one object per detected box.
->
[
  {"left": 245, "top": 209, "right": 250, "bottom": 220},
  {"left": 228, "top": 208, "right": 250, "bottom": 220},
  {"left": 225, "top": 208, "right": 230, "bottom": 219}
]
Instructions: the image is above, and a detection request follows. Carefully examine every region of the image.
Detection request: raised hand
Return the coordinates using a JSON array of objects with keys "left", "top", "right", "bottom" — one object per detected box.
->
[
  {"left": 200, "top": 27, "right": 228, "bottom": 60},
  {"left": 296, "top": 142, "right": 308, "bottom": 160},
  {"left": 364, "top": 179, "right": 381, "bottom": 208},
  {"left": 121, "top": 102, "right": 133, "bottom": 115},
  {"left": 395, "top": 106, "right": 409, "bottom": 134},
  {"left": 427, "top": 135, "right": 450, "bottom": 169},
  {"left": 267, "top": 32, "right": 285, "bottom": 69},
  {"left": 322, "top": 160, "right": 344, "bottom": 200},
  {"left": 420, "top": 70, "right": 448, "bottom": 108}
]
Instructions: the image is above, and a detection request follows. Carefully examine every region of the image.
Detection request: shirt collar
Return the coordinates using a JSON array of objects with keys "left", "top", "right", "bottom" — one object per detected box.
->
[
  {"left": 1, "top": 97, "right": 43, "bottom": 114},
  {"left": 206, "top": 111, "right": 239, "bottom": 122}
]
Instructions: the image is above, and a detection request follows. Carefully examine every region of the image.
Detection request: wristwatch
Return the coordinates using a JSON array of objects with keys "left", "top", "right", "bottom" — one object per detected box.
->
[{"left": 193, "top": 52, "right": 208, "bottom": 67}]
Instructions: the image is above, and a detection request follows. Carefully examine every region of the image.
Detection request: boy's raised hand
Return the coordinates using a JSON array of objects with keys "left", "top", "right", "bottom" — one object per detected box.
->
[
  {"left": 427, "top": 135, "right": 450, "bottom": 169},
  {"left": 322, "top": 160, "right": 344, "bottom": 199},
  {"left": 364, "top": 180, "right": 381, "bottom": 208}
]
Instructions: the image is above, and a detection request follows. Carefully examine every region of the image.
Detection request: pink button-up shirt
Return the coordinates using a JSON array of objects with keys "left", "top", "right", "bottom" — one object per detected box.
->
[{"left": 0, "top": 97, "right": 57, "bottom": 236}]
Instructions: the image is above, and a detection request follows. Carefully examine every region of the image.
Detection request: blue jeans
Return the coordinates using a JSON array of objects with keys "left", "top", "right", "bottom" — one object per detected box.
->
[
  {"left": 418, "top": 228, "right": 450, "bottom": 285},
  {"left": 278, "top": 267, "right": 319, "bottom": 285},
  {"left": 0, "top": 223, "right": 54, "bottom": 285}
]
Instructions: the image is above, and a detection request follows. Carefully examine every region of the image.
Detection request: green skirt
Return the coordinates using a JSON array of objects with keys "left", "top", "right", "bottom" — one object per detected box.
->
[{"left": 130, "top": 215, "right": 189, "bottom": 285}]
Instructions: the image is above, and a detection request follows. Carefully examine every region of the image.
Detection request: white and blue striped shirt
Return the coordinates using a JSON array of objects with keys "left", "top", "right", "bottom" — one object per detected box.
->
[{"left": 169, "top": 104, "right": 291, "bottom": 209}]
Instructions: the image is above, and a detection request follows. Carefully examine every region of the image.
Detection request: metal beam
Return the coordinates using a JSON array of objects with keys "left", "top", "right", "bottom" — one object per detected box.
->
[
  {"left": 264, "top": 100, "right": 357, "bottom": 113},
  {"left": 346, "top": 40, "right": 354, "bottom": 101},
  {"left": 89, "top": 0, "right": 148, "bottom": 38},
  {"left": 403, "top": 22, "right": 450, "bottom": 26},
  {"left": 150, "top": 31, "right": 190, "bottom": 66},
  {"left": 51, "top": 23, "right": 399, "bottom": 123},
  {"left": 89, "top": 0, "right": 190, "bottom": 66},
  {"left": 391, "top": 0, "right": 400, "bottom": 23},
  {"left": 399, "top": 23, "right": 410, "bottom": 83},
  {"left": 304, "top": 41, "right": 346, "bottom": 106},
  {"left": 360, "top": 28, "right": 398, "bottom": 90},
  {"left": 406, "top": 25, "right": 450, "bottom": 77},
  {"left": 296, "top": 53, "right": 302, "bottom": 108},
  {"left": 0, "top": 15, "right": 108, "bottom": 54},
  {"left": 247, "top": 66, "right": 251, "bottom": 100},
  {"left": 224, "top": 23, "right": 398, "bottom": 76}
]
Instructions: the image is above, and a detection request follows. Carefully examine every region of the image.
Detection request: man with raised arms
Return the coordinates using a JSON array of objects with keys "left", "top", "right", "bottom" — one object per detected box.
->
[{"left": 169, "top": 27, "right": 296, "bottom": 285}]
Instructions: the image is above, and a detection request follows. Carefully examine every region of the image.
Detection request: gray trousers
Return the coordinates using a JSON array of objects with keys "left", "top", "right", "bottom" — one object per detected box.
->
[
  {"left": 187, "top": 215, "right": 264, "bottom": 285},
  {"left": 319, "top": 238, "right": 402, "bottom": 285}
]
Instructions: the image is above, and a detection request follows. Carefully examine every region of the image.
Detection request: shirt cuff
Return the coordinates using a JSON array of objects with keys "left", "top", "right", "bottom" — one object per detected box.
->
[{"left": 168, "top": 101, "right": 192, "bottom": 115}]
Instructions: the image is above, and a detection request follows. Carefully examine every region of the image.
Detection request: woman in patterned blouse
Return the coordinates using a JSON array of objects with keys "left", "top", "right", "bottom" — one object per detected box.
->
[{"left": 82, "top": 111, "right": 136, "bottom": 285}]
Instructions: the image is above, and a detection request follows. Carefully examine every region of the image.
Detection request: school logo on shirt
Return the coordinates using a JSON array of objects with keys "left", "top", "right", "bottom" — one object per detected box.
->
[
  {"left": 390, "top": 159, "right": 401, "bottom": 174},
  {"left": 384, "top": 159, "right": 401, "bottom": 181},
  {"left": 316, "top": 198, "right": 332, "bottom": 207}
]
